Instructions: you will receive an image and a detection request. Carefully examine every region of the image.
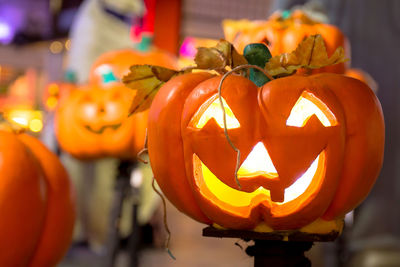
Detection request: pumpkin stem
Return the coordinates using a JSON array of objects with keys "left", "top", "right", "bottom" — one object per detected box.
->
[
  {"left": 217, "top": 64, "right": 274, "bottom": 189},
  {"left": 151, "top": 177, "right": 176, "bottom": 260},
  {"left": 136, "top": 128, "right": 149, "bottom": 164}
]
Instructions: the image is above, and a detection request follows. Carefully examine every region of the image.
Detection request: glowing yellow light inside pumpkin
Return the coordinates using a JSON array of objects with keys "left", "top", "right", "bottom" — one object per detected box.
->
[
  {"left": 197, "top": 154, "right": 269, "bottom": 207},
  {"left": 195, "top": 96, "right": 240, "bottom": 129},
  {"left": 197, "top": 150, "right": 325, "bottom": 207},
  {"left": 237, "top": 142, "right": 278, "bottom": 178},
  {"left": 283, "top": 153, "right": 320, "bottom": 203},
  {"left": 11, "top": 116, "right": 29, "bottom": 127},
  {"left": 286, "top": 91, "right": 337, "bottom": 127},
  {"left": 6, "top": 110, "right": 43, "bottom": 132}
]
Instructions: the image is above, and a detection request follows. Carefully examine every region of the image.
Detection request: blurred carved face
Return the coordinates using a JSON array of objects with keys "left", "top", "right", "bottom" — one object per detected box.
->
[{"left": 55, "top": 85, "right": 148, "bottom": 159}]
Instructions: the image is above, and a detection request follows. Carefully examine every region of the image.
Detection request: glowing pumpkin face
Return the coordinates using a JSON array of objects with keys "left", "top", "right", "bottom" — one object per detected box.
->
[
  {"left": 55, "top": 84, "right": 148, "bottom": 160},
  {"left": 148, "top": 72, "right": 384, "bottom": 230}
]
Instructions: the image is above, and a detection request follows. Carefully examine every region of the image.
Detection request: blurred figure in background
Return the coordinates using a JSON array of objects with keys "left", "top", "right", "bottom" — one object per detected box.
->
[
  {"left": 62, "top": 0, "right": 161, "bottom": 254},
  {"left": 67, "top": 0, "right": 143, "bottom": 83},
  {"left": 272, "top": 0, "right": 400, "bottom": 266}
]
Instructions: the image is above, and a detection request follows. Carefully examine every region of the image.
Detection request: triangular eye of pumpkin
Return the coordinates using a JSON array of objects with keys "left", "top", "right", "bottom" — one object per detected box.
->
[
  {"left": 192, "top": 95, "right": 240, "bottom": 129},
  {"left": 286, "top": 91, "right": 337, "bottom": 127}
]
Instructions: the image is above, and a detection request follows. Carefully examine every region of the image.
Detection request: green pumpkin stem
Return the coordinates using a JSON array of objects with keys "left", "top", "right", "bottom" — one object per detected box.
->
[{"left": 243, "top": 43, "right": 272, "bottom": 87}]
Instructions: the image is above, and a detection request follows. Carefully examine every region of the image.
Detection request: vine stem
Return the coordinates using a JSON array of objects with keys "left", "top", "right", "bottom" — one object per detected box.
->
[
  {"left": 136, "top": 128, "right": 148, "bottom": 164},
  {"left": 217, "top": 64, "right": 274, "bottom": 189},
  {"left": 152, "top": 178, "right": 176, "bottom": 260}
]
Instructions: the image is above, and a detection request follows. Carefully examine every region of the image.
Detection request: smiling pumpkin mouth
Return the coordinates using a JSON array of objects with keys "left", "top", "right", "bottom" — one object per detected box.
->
[
  {"left": 192, "top": 147, "right": 326, "bottom": 216},
  {"left": 84, "top": 123, "right": 122, "bottom": 134}
]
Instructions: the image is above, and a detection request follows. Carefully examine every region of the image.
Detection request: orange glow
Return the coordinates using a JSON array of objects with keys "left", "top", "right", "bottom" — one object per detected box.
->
[
  {"left": 48, "top": 83, "right": 59, "bottom": 95},
  {"left": 46, "top": 96, "right": 58, "bottom": 110},
  {"left": 192, "top": 95, "right": 240, "bottom": 129},
  {"left": 286, "top": 91, "right": 337, "bottom": 127}
]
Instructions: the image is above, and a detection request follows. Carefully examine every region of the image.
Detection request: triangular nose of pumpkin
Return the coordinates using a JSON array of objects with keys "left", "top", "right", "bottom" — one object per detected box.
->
[{"left": 237, "top": 142, "right": 278, "bottom": 178}]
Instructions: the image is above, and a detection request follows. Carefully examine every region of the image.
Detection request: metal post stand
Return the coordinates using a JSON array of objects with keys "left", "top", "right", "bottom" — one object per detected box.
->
[
  {"left": 246, "top": 240, "right": 312, "bottom": 267},
  {"left": 128, "top": 197, "right": 140, "bottom": 267},
  {"left": 203, "top": 226, "right": 340, "bottom": 267},
  {"left": 104, "top": 160, "right": 140, "bottom": 267}
]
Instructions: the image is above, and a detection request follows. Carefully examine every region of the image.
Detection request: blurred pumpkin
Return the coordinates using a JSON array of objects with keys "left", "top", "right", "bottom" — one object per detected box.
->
[
  {"left": 55, "top": 84, "right": 148, "bottom": 160},
  {"left": 226, "top": 10, "right": 349, "bottom": 74},
  {"left": 89, "top": 48, "right": 177, "bottom": 86},
  {"left": 0, "top": 130, "right": 75, "bottom": 267},
  {"left": 147, "top": 71, "right": 384, "bottom": 230}
]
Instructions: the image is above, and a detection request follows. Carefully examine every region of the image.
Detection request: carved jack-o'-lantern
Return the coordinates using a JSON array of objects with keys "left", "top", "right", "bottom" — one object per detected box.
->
[
  {"left": 148, "top": 72, "right": 384, "bottom": 230},
  {"left": 55, "top": 84, "right": 148, "bottom": 160}
]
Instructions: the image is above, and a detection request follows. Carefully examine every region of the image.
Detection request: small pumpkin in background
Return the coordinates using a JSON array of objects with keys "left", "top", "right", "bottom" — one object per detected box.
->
[
  {"left": 224, "top": 10, "right": 349, "bottom": 74},
  {"left": 0, "top": 129, "right": 75, "bottom": 267},
  {"left": 55, "top": 84, "right": 148, "bottom": 160},
  {"left": 55, "top": 47, "right": 177, "bottom": 160},
  {"left": 89, "top": 48, "right": 177, "bottom": 86}
]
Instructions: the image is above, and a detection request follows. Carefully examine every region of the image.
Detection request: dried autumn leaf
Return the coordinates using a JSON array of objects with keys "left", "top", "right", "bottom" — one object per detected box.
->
[
  {"left": 215, "top": 40, "right": 248, "bottom": 68},
  {"left": 195, "top": 47, "right": 226, "bottom": 70},
  {"left": 194, "top": 40, "right": 248, "bottom": 71},
  {"left": 265, "top": 34, "right": 346, "bottom": 76},
  {"left": 122, "top": 65, "right": 178, "bottom": 114}
]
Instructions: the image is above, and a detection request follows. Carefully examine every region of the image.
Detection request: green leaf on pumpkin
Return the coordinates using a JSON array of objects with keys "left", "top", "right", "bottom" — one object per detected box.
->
[{"left": 243, "top": 43, "right": 272, "bottom": 86}]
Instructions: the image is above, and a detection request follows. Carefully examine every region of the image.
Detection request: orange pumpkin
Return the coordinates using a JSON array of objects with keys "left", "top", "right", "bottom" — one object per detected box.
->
[
  {"left": 55, "top": 84, "right": 148, "bottom": 160},
  {"left": 89, "top": 48, "right": 177, "bottom": 86},
  {"left": 229, "top": 10, "right": 349, "bottom": 74},
  {"left": 148, "top": 72, "right": 384, "bottom": 230},
  {"left": 0, "top": 130, "right": 75, "bottom": 266}
]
